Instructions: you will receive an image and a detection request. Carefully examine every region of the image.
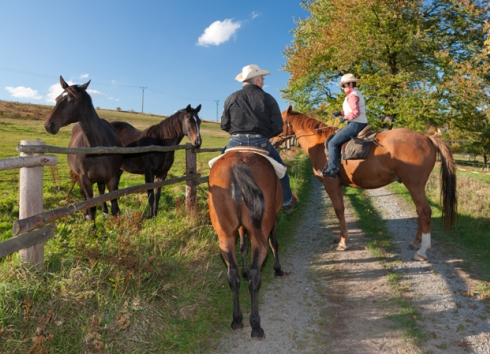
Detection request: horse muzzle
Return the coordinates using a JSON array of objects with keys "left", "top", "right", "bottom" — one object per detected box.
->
[{"left": 44, "top": 120, "right": 60, "bottom": 134}]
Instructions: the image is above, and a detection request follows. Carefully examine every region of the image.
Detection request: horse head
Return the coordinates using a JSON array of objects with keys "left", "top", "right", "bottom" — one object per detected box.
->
[
  {"left": 270, "top": 104, "right": 296, "bottom": 147},
  {"left": 44, "top": 76, "right": 91, "bottom": 134},
  {"left": 181, "top": 104, "right": 202, "bottom": 148}
]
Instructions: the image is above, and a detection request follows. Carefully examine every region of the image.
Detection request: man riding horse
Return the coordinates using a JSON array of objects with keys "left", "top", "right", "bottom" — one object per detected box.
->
[{"left": 221, "top": 64, "right": 298, "bottom": 214}]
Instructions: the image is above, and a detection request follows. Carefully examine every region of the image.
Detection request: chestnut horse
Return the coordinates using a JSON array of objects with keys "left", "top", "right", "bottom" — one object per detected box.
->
[
  {"left": 208, "top": 151, "right": 284, "bottom": 339},
  {"left": 111, "top": 104, "right": 202, "bottom": 218},
  {"left": 45, "top": 76, "right": 123, "bottom": 221},
  {"left": 272, "top": 105, "right": 457, "bottom": 261}
]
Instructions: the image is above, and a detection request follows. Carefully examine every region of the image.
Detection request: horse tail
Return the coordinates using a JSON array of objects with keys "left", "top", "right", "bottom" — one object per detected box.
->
[
  {"left": 428, "top": 135, "right": 458, "bottom": 229},
  {"left": 231, "top": 164, "right": 266, "bottom": 241}
]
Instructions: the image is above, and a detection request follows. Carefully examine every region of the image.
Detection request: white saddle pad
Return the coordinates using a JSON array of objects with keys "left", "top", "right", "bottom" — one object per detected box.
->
[{"left": 208, "top": 152, "right": 287, "bottom": 179}]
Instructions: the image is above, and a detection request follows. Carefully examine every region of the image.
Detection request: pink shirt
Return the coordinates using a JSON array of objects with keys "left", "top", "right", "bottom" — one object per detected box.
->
[{"left": 341, "top": 89, "right": 360, "bottom": 120}]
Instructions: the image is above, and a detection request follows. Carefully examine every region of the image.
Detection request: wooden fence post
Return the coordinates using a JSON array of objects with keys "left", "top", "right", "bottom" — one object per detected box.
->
[
  {"left": 185, "top": 143, "right": 198, "bottom": 216},
  {"left": 19, "top": 140, "right": 45, "bottom": 270}
]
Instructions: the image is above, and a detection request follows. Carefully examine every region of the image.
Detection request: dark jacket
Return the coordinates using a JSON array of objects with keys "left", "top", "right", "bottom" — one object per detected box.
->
[{"left": 221, "top": 84, "right": 283, "bottom": 138}]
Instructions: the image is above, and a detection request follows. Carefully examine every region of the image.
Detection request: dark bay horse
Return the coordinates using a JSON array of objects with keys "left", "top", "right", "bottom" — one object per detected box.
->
[
  {"left": 208, "top": 151, "right": 284, "bottom": 339},
  {"left": 272, "top": 105, "right": 457, "bottom": 261},
  {"left": 44, "top": 76, "right": 123, "bottom": 221},
  {"left": 111, "top": 104, "right": 202, "bottom": 218}
]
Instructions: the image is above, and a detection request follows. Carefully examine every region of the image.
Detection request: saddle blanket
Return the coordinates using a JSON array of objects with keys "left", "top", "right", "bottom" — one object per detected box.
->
[{"left": 208, "top": 147, "right": 287, "bottom": 179}]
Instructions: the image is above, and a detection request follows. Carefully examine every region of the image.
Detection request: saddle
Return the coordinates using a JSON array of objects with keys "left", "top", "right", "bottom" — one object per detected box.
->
[
  {"left": 324, "top": 125, "right": 383, "bottom": 161},
  {"left": 208, "top": 146, "right": 286, "bottom": 179}
]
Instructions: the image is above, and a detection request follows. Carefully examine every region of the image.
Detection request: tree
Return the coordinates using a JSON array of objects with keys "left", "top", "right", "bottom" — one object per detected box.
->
[{"left": 283, "top": 0, "right": 490, "bottom": 131}]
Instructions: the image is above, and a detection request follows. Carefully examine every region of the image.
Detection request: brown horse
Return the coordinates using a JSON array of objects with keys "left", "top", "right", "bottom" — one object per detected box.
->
[
  {"left": 208, "top": 151, "right": 284, "bottom": 339},
  {"left": 44, "top": 76, "right": 123, "bottom": 221},
  {"left": 111, "top": 104, "right": 202, "bottom": 218},
  {"left": 272, "top": 105, "right": 457, "bottom": 261}
]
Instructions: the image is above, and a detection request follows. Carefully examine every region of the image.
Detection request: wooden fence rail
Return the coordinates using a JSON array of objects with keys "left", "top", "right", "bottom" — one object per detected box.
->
[{"left": 0, "top": 141, "right": 223, "bottom": 269}]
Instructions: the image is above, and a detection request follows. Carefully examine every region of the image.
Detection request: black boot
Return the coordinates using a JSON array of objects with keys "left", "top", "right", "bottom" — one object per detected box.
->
[{"left": 317, "top": 165, "right": 337, "bottom": 179}]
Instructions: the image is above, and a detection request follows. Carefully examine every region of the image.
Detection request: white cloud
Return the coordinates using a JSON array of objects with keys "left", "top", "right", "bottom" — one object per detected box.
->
[
  {"left": 5, "top": 86, "right": 42, "bottom": 100},
  {"left": 197, "top": 19, "right": 241, "bottom": 47},
  {"left": 80, "top": 74, "right": 89, "bottom": 79},
  {"left": 251, "top": 11, "right": 260, "bottom": 19}
]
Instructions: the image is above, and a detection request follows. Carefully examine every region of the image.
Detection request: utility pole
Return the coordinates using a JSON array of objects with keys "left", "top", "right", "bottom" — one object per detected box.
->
[
  {"left": 140, "top": 87, "right": 147, "bottom": 113},
  {"left": 215, "top": 100, "right": 220, "bottom": 121}
]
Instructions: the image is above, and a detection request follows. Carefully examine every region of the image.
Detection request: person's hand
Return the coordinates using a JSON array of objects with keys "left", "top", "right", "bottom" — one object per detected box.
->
[
  {"left": 338, "top": 116, "right": 346, "bottom": 124},
  {"left": 332, "top": 111, "right": 342, "bottom": 117}
]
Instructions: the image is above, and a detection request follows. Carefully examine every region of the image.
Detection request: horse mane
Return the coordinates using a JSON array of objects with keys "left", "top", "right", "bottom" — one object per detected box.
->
[
  {"left": 286, "top": 109, "right": 337, "bottom": 138},
  {"left": 145, "top": 109, "right": 185, "bottom": 139}
]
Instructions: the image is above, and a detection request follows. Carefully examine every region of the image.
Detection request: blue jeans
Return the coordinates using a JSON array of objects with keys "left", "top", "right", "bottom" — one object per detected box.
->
[
  {"left": 327, "top": 122, "right": 368, "bottom": 172},
  {"left": 223, "top": 135, "right": 293, "bottom": 205}
]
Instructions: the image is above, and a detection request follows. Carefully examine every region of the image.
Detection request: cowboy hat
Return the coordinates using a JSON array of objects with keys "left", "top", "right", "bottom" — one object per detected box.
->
[
  {"left": 337, "top": 73, "right": 361, "bottom": 86},
  {"left": 235, "top": 64, "right": 270, "bottom": 82}
]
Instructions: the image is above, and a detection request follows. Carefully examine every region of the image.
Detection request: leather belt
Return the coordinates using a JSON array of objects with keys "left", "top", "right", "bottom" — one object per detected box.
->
[{"left": 232, "top": 134, "right": 263, "bottom": 138}]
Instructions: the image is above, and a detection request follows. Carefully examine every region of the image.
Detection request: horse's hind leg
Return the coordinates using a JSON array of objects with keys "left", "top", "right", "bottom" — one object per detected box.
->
[
  {"left": 80, "top": 176, "right": 96, "bottom": 221},
  {"left": 268, "top": 222, "right": 284, "bottom": 277},
  {"left": 238, "top": 227, "right": 250, "bottom": 281},
  {"left": 406, "top": 186, "right": 432, "bottom": 261},
  {"left": 219, "top": 233, "right": 244, "bottom": 331},
  {"left": 145, "top": 171, "right": 156, "bottom": 218},
  {"left": 106, "top": 175, "right": 121, "bottom": 217},
  {"left": 248, "top": 240, "right": 268, "bottom": 340}
]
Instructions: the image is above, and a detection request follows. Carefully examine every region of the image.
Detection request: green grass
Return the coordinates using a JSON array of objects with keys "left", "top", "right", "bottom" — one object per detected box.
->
[{"left": 0, "top": 104, "right": 314, "bottom": 353}]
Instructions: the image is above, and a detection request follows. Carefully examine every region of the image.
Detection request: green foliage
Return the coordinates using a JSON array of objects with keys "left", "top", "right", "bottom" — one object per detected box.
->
[{"left": 283, "top": 0, "right": 490, "bottom": 131}]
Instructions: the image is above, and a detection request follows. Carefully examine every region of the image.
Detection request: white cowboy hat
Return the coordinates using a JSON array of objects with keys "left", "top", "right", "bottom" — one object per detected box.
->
[
  {"left": 337, "top": 73, "right": 361, "bottom": 86},
  {"left": 235, "top": 64, "right": 270, "bottom": 82}
]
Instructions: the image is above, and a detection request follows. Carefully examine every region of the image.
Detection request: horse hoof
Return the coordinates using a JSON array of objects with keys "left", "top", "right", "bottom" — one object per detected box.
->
[
  {"left": 413, "top": 253, "right": 429, "bottom": 262},
  {"left": 231, "top": 321, "right": 243, "bottom": 331},
  {"left": 337, "top": 244, "right": 348, "bottom": 251},
  {"left": 274, "top": 269, "right": 284, "bottom": 277},
  {"left": 251, "top": 328, "right": 265, "bottom": 340},
  {"left": 407, "top": 243, "right": 419, "bottom": 251}
]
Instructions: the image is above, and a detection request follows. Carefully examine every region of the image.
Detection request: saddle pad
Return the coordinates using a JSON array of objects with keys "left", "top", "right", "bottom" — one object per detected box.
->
[
  {"left": 225, "top": 146, "right": 269, "bottom": 156},
  {"left": 342, "top": 138, "right": 372, "bottom": 160},
  {"left": 208, "top": 152, "right": 286, "bottom": 179}
]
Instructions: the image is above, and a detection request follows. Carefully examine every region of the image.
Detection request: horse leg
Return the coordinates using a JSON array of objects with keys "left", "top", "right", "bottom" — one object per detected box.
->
[
  {"left": 106, "top": 175, "right": 120, "bottom": 217},
  {"left": 406, "top": 187, "right": 432, "bottom": 261},
  {"left": 323, "top": 181, "right": 349, "bottom": 250},
  {"left": 248, "top": 241, "right": 268, "bottom": 340},
  {"left": 145, "top": 171, "right": 155, "bottom": 218},
  {"left": 268, "top": 222, "right": 284, "bottom": 277},
  {"left": 238, "top": 227, "right": 250, "bottom": 281},
  {"left": 153, "top": 173, "right": 167, "bottom": 218},
  {"left": 97, "top": 183, "right": 109, "bottom": 216},
  {"left": 80, "top": 176, "right": 96, "bottom": 221},
  {"left": 217, "top": 232, "right": 243, "bottom": 331}
]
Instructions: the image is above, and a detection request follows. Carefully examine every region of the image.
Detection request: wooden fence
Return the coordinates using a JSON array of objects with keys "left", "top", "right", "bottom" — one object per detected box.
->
[{"left": 0, "top": 140, "right": 221, "bottom": 269}]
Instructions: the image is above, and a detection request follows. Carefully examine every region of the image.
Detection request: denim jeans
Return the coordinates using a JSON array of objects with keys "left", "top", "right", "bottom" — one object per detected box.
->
[
  {"left": 327, "top": 122, "right": 368, "bottom": 172},
  {"left": 223, "top": 135, "right": 293, "bottom": 205}
]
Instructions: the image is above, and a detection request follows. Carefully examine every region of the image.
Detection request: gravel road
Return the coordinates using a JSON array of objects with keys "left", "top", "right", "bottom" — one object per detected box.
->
[{"left": 213, "top": 175, "right": 490, "bottom": 354}]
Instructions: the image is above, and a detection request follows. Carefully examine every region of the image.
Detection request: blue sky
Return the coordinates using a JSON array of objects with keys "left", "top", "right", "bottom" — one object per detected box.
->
[{"left": 0, "top": 1, "right": 311, "bottom": 121}]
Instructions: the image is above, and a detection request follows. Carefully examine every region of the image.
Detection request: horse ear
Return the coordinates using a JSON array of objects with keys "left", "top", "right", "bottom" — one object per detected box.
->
[
  {"left": 195, "top": 104, "right": 201, "bottom": 112},
  {"left": 60, "top": 76, "right": 69, "bottom": 89},
  {"left": 287, "top": 104, "right": 293, "bottom": 113},
  {"left": 79, "top": 80, "right": 91, "bottom": 91},
  {"left": 186, "top": 104, "right": 191, "bottom": 112}
]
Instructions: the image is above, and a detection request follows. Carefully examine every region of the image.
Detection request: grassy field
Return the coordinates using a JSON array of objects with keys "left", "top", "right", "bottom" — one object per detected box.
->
[{"left": 0, "top": 100, "right": 313, "bottom": 353}]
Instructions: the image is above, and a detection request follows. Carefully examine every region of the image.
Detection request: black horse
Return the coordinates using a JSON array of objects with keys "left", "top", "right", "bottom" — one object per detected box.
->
[
  {"left": 111, "top": 104, "right": 202, "bottom": 217},
  {"left": 44, "top": 76, "right": 123, "bottom": 221}
]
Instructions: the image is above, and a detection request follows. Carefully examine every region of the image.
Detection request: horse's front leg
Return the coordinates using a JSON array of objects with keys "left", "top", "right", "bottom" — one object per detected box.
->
[
  {"left": 97, "top": 182, "right": 109, "bottom": 216},
  {"left": 80, "top": 175, "right": 96, "bottom": 221},
  {"left": 322, "top": 179, "right": 349, "bottom": 250},
  {"left": 106, "top": 174, "right": 121, "bottom": 217},
  {"left": 153, "top": 172, "right": 167, "bottom": 218},
  {"left": 144, "top": 171, "right": 155, "bottom": 218}
]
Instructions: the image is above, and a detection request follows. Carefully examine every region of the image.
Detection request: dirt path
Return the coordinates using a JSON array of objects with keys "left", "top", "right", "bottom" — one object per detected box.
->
[{"left": 213, "top": 176, "right": 490, "bottom": 354}]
